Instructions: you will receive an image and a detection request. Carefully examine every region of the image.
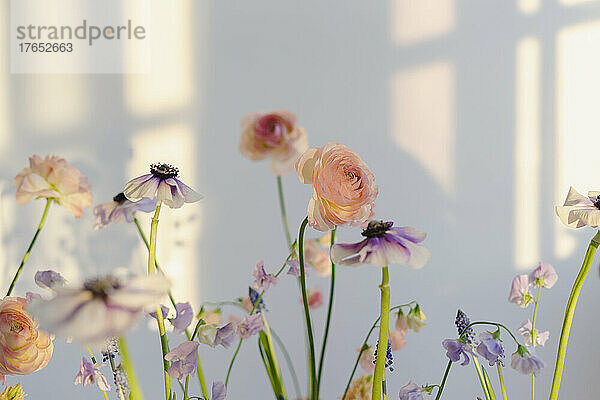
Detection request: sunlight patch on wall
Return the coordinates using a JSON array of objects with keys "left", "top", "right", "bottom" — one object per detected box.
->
[
  {"left": 127, "top": 124, "right": 201, "bottom": 304},
  {"left": 0, "top": 0, "right": 9, "bottom": 154},
  {"left": 559, "top": 0, "right": 599, "bottom": 6},
  {"left": 514, "top": 37, "right": 541, "bottom": 270},
  {"left": 390, "top": 0, "right": 455, "bottom": 45},
  {"left": 555, "top": 20, "right": 600, "bottom": 259},
  {"left": 390, "top": 61, "right": 456, "bottom": 196},
  {"left": 518, "top": 0, "right": 541, "bottom": 15},
  {"left": 124, "top": 0, "right": 193, "bottom": 116}
]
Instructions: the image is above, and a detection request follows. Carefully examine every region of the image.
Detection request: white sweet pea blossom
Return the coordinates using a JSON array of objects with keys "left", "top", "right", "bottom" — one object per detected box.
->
[{"left": 555, "top": 187, "right": 600, "bottom": 228}]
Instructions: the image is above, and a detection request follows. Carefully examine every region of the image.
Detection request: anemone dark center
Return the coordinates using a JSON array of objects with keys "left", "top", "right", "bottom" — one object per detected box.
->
[
  {"left": 594, "top": 195, "right": 600, "bottom": 210},
  {"left": 113, "top": 192, "right": 127, "bottom": 204},
  {"left": 84, "top": 277, "right": 121, "bottom": 300},
  {"left": 150, "top": 163, "right": 179, "bottom": 179},
  {"left": 361, "top": 220, "right": 393, "bottom": 238}
]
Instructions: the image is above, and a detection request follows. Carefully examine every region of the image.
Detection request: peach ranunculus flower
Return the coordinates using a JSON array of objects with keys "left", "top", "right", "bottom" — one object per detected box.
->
[
  {"left": 239, "top": 110, "right": 308, "bottom": 175},
  {"left": 0, "top": 297, "right": 54, "bottom": 384},
  {"left": 295, "top": 143, "right": 378, "bottom": 232},
  {"left": 13, "top": 155, "right": 92, "bottom": 218}
]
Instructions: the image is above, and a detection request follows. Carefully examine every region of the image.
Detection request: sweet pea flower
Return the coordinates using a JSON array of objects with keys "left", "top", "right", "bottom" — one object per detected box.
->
[
  {"left": 34, "top": 270, "right": 65, "bottom": 290},
  {"left": 476, "top": 331, "right": 505, "bottom": 366},
  {"left": 508, "top": 275, "right": 533, "bottom": 308},
  {"left": 396, "top": 309, "right": 409, "bottom": 333},
  {"left": 148, "top": 305, "right": 169, "bottom": 321},
  {"left": 286, "top": 260, "right": 304, "bottom": 277},
  {"left": 306, "top": 287, "right": 324, "bottom": 309},
  {"left": 197, "top": 308, "right": 222, "bottom": 325},
  {"left": 442, "top": 339, "right": 473, "bottom": 366},
  {"left": 211, "top": 381, "right": 226, "bottom": 400},
  {"left": 171, "top": 302, "right": 193, "bottom": 334},
  {"left": 518, "top": 320, "right": 550, "bottom": 347},
  {"left": 345, "top": 374, "right": 372, "bottom": 400},
  {"left": 529, "top": 262, "right": 558, "bottom": 289},
  {"left": 93, "top": 193, "right": 156, "bottom": 230},
  {"left": 196, "top": 325, "right": 219, "bottom": 347},
  {"left": 29, "top": 273, "right": 170, "bottom": 347},
  {"left": 398, "top": 381, "right": 426, "bottom": 400},
  {"left": 165, "top": 341, "right": 199, "bottom": 383},
  {"left": 13, "top": 155, "right": 92, "bottom": 218},
  {"left": 0, "top": 297, "right": 54, "bottom": 384},
  {"left": 236, "top": 313, "right": 263, "bottom": 339},
  {"left": 555, "top": 187, "right": 600, "bottom": 228},
  {"left": 295, "top": 143, "right": 378, "bottom": 231},
  {"left": 406, "top": 305, "right": 427, "bottom": 332},
  {"left": 74, "top": 357, "right": 110, "bottom": 391},
  {"left": 511, "top": 346, "right": 544, "bottom": 376},
  {"left": 239, "top": 110, "right": 308, "bottom": 175},
  {"left": 357, "top": 346, "right": 375, "bottom": 373},
  {"left": 303, "top": 239, "right": 331, "bottom": 277},
  {"left": 253, "top": 260, "right": 278, "bottom": 291},
  {"left": 389, "top": 329, "right": 407, "bottom": 351},
  {"left": 213, "top": 323, "right": 236, "bottom": 349},
  {"left": 124, "top": 163, "right": 202, "bottom": 209},
  {"left": 331, "top": 221, "right": 430, "bottom": 269},
  {"left": 0, "top": 384, "right": 26, "bottom": 400}
]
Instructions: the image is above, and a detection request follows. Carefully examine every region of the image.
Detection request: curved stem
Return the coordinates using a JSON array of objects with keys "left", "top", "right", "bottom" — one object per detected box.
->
[
  {"left": 549, "top": 231, "right": 600, "bottom": 400},
  {"left": 530, "top": 286, "right": 541, "bottom": 400},
  {"left": 271, "top": 328, "right": 302, "bottom": 400},
  {"left": 317, "top": 227, "right": 336, "bottom": 394},
  {"left": 372, "top": 266, "right": 390, "bottom": 400},
  {"left": 497, "top": 364, "right": 507, "bottom": 400},
  {"left": 118, "top": 336, "right": 144, "bottom": 400},
  {"left": 225, "top": 339, "right": 243, "bottom": 387},
  {"left": 459, "top": 322, "right": 520, "bottom": 346},
  {"left": 434, "top": 360, "right": 452, "bottom": 400},
  {"left": 6, "top": 199, "right": 51, "bottom": 296},
  {"left": 276, "top": 176, "right": 293, "bottom": 250},
  {"left": 298, "top": 217, "right": 317, "bottom": 399}
]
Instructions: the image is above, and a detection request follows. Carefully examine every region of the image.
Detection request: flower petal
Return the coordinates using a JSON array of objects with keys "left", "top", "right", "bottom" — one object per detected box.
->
[{"left": 124, "top": 175, "right": 159, "bottom": 201}]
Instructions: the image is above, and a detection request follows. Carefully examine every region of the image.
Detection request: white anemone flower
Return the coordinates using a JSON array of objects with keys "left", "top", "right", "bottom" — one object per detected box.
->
[{"left": 555, "top": 187, "right": 600, "bottom": 228}]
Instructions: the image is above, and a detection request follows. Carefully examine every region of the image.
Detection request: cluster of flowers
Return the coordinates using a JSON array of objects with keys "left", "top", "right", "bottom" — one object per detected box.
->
[{"left": 1, "top": 109, "right": 598, "bottom": 400}]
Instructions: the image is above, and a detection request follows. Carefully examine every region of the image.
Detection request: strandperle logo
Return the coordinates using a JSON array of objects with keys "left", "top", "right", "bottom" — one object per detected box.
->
[{"left": 16, "top": 19, "right": 146, "bottom": 46}]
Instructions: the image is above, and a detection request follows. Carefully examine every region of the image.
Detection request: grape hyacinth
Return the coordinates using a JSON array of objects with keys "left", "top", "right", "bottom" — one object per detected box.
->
[
  {"left": 455, "top": 309, "right": 475, "bottom": 345},
  {"left": 372, "top": 339, "right": 394, "bottom": 372}
]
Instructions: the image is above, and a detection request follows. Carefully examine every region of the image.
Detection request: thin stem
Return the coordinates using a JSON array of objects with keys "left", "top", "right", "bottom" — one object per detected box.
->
[
  {"left": 105, "top": 347, "right": 127, "bottom": 400},
  {"left": 271, "top": 328, "right": 302, "bottom": 400},
  {"left": 6, "top": 199, "right": 51, "bottom": 296},
  {"left": 86, "top": 347, "right": 110, "bottom": 400},
  {"left": 459, "top": 322, "right": 521, "bottom": 346},
  {"left": 530, "top": 286, "right": 541, "bottom": 400},
  {"left": 371, "top": 266, "right": 390, "bottom": 400},
  {"left": 342, "top": 303, "right": 416, "bottom": 400},
  {"left": 225, "top": 340, "right": 243, "bottom": 387},
  {"left": 147, "top": 203, "right": 171, "bottom": 400},
  {"left": 261, "top": 311, "right": 287, "bottom": 399},
  {"left": 184, "top": 375, "right": 190, "bottom": 400},
  {"left": 473, "top": 357, "right": 491, "bottom": 400},
  {"left": 317, "top": 227, "right": 336, "bottom": 394},
  {"left": 496, "top": 364, "right": 507, "bottom": 400},
  {"left": 549, "top": 230, "right": 600, "bottom": 400},
  {"left": 298, "top": 217, "right": 317, "bottom": 400},
  {"left": 118, "top": 336, "right": 144, "bottom": 400},
  {"left": 482, "top": 366, "right": 496, "bottom": 400},
  {"left": 276, "top": 176, "right": 293, "bottom": 250},
  {"left": 434, "top": 360, "right": 453, "bottom": 400}
]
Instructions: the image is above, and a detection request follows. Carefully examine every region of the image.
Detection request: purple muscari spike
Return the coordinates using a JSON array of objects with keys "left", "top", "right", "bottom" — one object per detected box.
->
[
  {"left": 372, "top": 339, "right": 394, "bottom": 372},
  {"left": 249, "top": 287, "right": 265, "bottom": 312},
  {"left": 455, "top": 309, "right": 475, "bottom": 345}
]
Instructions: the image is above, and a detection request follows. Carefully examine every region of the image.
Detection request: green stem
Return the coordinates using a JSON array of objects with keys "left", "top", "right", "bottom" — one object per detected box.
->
[
  {"left": 118, "top": 336, "right": 144, "bottom": 400},
  {"left": 530, "top": 286, "right": 541, "bottom": 400},
  {"left": 6, "top": 198, "right": 51, "bottom": 296},
  {"left": 434, "top": 360, "right": 453, "bottom": 400},
  {"left": 147, "top": 204, "right": 171, "bottom": 400},
  {"left": 298, "top": 217, "right": 317, "bottom": 400},
  {"left": 372, "top": 266, "right": 390, "bottom": 400},
  {"left": 549, "top": 230, "right": 600, "bottom": 400},
  {"left": 277, "top": 176, "right": 293, "bottom": 250},
  {"left": 271, "top": 327, "right": 302, "bottom": 400},
  {"left": 316, "top": 227, "right": 336, "bottom": 394},
  {"left": 497, "top": 364, "right": 507, "bottom": 400},
  {"left": 134, "top": 217, "right": 209, "bottom": 399},
  {"left": 184, "top": 375, "right": 190, "bottom": 400},
  {"left": 225, "top": 340, "right": 243, "bottom": 387},
  {"left": 482, "top": 366, "right": 496, "bottom": 400},
  {"left": 459, "top": 322, "right": 521, "bottom": 346},
  {"left": 473, "top": 357, "right": 491, "bottom": 400},
  {"left": 261, "top": 311, "right": 287, "bottom": 399}
]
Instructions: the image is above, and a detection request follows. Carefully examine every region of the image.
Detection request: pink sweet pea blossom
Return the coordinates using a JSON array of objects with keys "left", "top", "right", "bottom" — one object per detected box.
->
[
  {"left": 306, "top": 287, "right": 323, "bottom": 309},
  {"left": 303, "top": 239, "right": 331, "bottom": 277},
  {"left": 389, "top": 329, "right": 407, "bottom": 351},
  {"left": 529, "top": 262, "right": 558, "bottom": 289},
  {"left": 74, "top": 357, "right": 110, "bottom": 391},
  {"left": 358, "top": 346, "right": 375, "bottom": 373},
  {"left": 508, "top": 274, "right": 533, "bottom": 308},
  {"left": 518, "top": 320, "right": 550, "bottom": 347}
]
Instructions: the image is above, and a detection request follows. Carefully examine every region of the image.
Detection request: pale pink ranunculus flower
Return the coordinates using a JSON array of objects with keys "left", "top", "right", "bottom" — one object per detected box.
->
[
  {"left": 303, "top": 239, "right": 331, "bottom": 277},
  {"left": 305, "top": 287, "right": 323, "bottom": 309},
  {"left": 296, "top": 143, "right": 378, "bottom": 231},
  {"left": 13, "top": 155, "right": 92, "bottom": 218},
  {"left": 0, "top": 297, "right": 54, "bottom": 384},
  {"left": 357, "top": 346, "right": 375, "bottom": 373},
  {"left": 389, "top": 329, "right": 407, "bottom": 351},
  {"left": 239, "top": 110, "right": 308, "bottom": 175}
]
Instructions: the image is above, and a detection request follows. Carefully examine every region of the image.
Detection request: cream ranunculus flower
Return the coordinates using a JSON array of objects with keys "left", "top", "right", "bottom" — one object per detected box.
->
[
  {"left": 0, "top": 297, "right": 54, "bottom": 384},
  {"left": 295, "top": 143, "right": 378, "bottom": 231},
  {"left": 13, "top": 155, "right": 92, "bottom": 218},
  {"left": 555, "top": 186, "right": 600, "bottom": 228}
]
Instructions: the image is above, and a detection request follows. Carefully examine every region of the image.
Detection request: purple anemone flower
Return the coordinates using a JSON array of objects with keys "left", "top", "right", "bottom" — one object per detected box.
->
[
  {"left": 213, "top": 323, "right": 236, "bottom": 349},
  {"left": 29, "top": 273, "right": 170, "bottom": 347},
  {"left": 442, "top": 339, "right": 474, "bottom": 366},
  {"left": 165, "top": 341, "right": 199, "bottom": 383},
  {"left": 330, "top": 220, "right": 430, "bottom": 268},
  {"left": 236, "top": 313, "right": 263, "bottom": 339},
  {"left": 253, "top": 260, "right": 278, "bottom": 290},
  {"left": 476, "top": 331, "right": 505, "bottom": 366},
  {"left": 74, "top": 357, "right": 111, "bottom": 391},
  {"left": 511, "top": 346, "right": 545, "bottom": 376},
  {"left": 398, "top": 381, "right": 426, "bottom": 400},
  {"left": 123, "top": 163, "right": 202, "bottom": 209},
  {"left": 93, "top": 192, "right": 156, "bottom": 230},
  {"left": 171, "top": 302, "right": 194, "bottom": 334},
  {"left": 35, "top": 270, "right": 66, "bottom": 290}
]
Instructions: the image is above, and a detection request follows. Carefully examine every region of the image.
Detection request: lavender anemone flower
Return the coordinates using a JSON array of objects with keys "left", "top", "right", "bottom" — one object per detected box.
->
[
  {"left": 511, "top": 345, "right": 545, "bottom": 376},
  {"left": 123, "top": 163, "right": 202, "bottom": 209},
  {"left": 29, "top": 274, "right": 170, "bottom": 347},
  {"left": 171, "top": 302, "right": 193, "bottom": 334},
  {"left": 476, "top": 331, "right": 505, "bottom": 366},
  {"left": 236, "top": 313, "right": 263, "bottom": 339},
  {"left": 253, "top": 260, "right": 278, "bottom": 291},
  {"left": 555, "top": 186, "right": 600, "bottom": 228},
  {"left": 518, "top": 320, "right": 550, "bottom": 347},
  {"left": 212, "top": 381, "right": 226, "bottom": 400},
  {"left": 529, "top": 262, "right": 558, "bottom": 289},
  {"left": 398, "top": 381, "right": 426, "bottom": 400},
  {"left": 442, "top": 339, "right": 474, "bottom": 366},
  {"left": 330, "top": 220, "right": 430, "bottom": 268},
  {"left": 74, "top": 357, "right": 111, "bottom": 391},
  {"left": 93, "top": 192, "right": 156, "bottom": 230},
  {"left": 165, "top": 341, "right": 199, "bottom": 383},
  {"left": 34, "top": 270, "right": 66, "bottom": 290},
  {"left": 508, "top": 275, "right": 533, "bottom": 308},
  {"left": 213, "top": 323, "right": 236, "bottom": 349}
]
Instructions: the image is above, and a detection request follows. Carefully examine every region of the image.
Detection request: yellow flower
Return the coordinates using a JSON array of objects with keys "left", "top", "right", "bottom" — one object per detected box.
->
[{"left": 0, "top": 384, "right": 27, "bottom": 400}]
